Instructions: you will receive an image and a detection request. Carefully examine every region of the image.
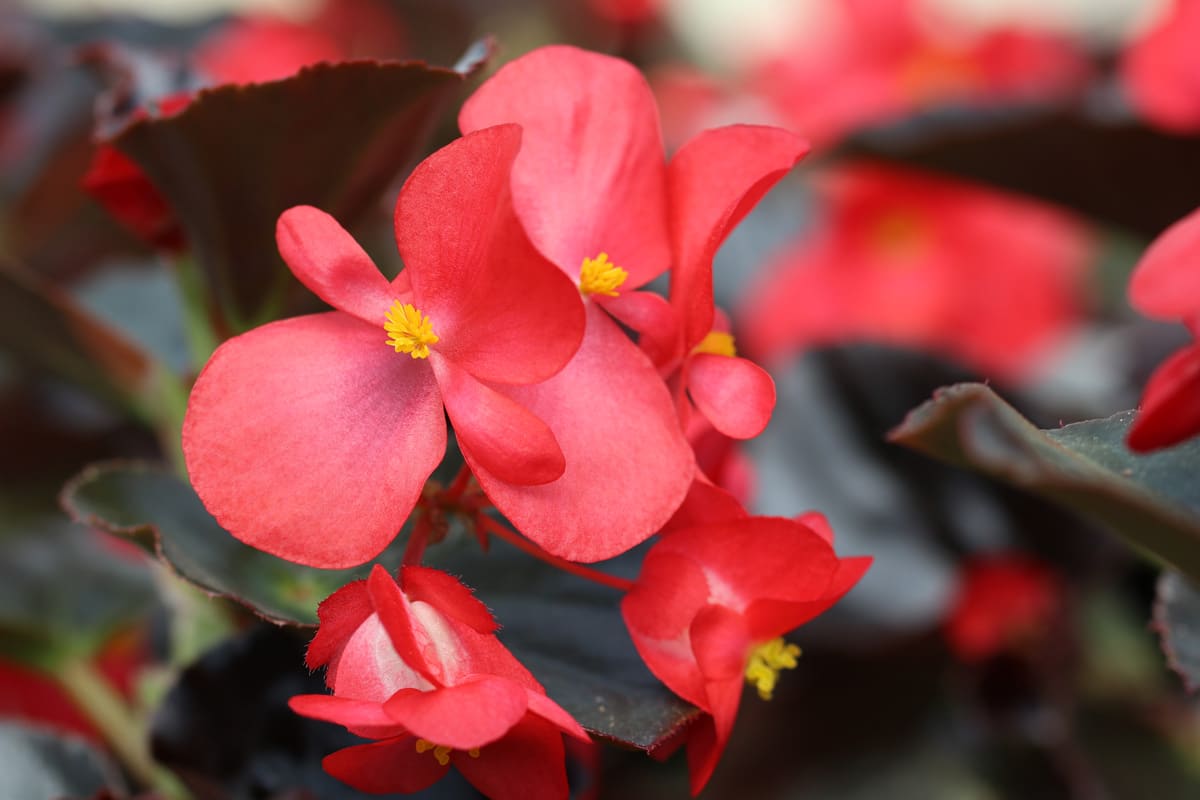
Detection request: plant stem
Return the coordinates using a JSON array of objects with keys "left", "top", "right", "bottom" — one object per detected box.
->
[
  {"left": 476, "top": 517, "right": 635, "bottom": 592},
  {"left": 54, "top": 659, "right": 191, "bottom": 800}
]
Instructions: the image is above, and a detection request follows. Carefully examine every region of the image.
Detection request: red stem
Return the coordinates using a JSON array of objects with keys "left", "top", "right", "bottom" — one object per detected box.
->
[
  {"left": 476, "top": 516, "right": 635, "bottom": 593},
  {"left": 403, "top": 513, "right": 432, "bottom": 566},
  {"left": 443, "top": 464, "right": 474, "bottom": 503}
]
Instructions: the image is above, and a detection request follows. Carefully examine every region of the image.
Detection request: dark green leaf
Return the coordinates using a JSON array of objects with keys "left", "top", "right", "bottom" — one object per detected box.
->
[
  {"left": 1154, "top": 571, "right": 1200, "bottom": 692},
  {"left": 0, "top": 721, "right": 126, "bottom": 799},
  {"left": 109, "top": 51, "right": 489, "bottom": 327},
  {"left": 889, "top": 382, "right": 1200, "bottom": 583},
  {"left": 61, "top": 461, "right": 410, "bottom": 626},
  {"left": 0, "top": 497, "right": 156, "bottom": 668},
  {"left": 0, "top": 260, "right": 150, "bottom": 413}
]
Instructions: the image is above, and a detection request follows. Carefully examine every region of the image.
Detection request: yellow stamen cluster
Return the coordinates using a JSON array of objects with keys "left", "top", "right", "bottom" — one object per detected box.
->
[
  {"left": 384, "top": 301, "right": 439, "bottom": 359},
  {"left": 693, "top": 331, "right": 737, "bottom": 358},
  {"left": 415, "top": 738, "right": 480, "bottom": 766},
  {"left": 744, "top": 637, "right": 801, "bottom": 701},
  {"left": 579, "top": 252, "right": 628, "bottom": 297}
]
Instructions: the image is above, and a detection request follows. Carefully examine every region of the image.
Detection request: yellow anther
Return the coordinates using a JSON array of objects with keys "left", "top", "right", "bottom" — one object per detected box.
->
[
  {"left": 693, "top": 331, "right": 737, "bottom": 358},
  {"left": 744, "top": 637, "right": 801, "bottom": 701},
  {"left": 384, "top": 301, "right": 439, "bottom": 358},
  {"left": 468, "top": 748, "right": 481, "bottom": 758},
  {"left": 579, "top": 252, "right": 628, "bottom": 297},
  {"left": 415, "top": 738, "right": 452, "bottom": 766}
]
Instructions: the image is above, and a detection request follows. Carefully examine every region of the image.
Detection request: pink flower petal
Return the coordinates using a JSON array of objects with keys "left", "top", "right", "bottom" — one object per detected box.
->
[
  {"left": 306, "top": 580, "right": 371, "bottom": 671},
  {"left": 454, "top": 717, "right": 569, "bottom": 800},
  {"left": 275, "top": 205, "right": 393, "bottom": 324},
  {"left": 668, "top": 124, "right": 808, "bottom": 351},
  {"left": 524, "top": 690, "right": 590, "bottom": 742},
  {"left": 323, "top": 736, "right": 448, "bottom": 794},
  {"left": 1129, "top": 206, "right": 1200, "bottom": 321},
  {"left": 366, "top": 565, "right": 441, "bottom": 686},
  {"left": 469, "top": 307, "right": 693, "bottom": 561},
  {"left": 598, "top": 290, "right": 679, "bottom": 368},
  {"left": 459, "top": 45, "right": 671, "bottom": 289},
  {"left": 686, "top": 354, "right": 776, "bottom": 439},
  {"left": 287, "top": 694, "right": 402, "bottom": 739},
  {"left": 743, "top": 555, "right": 872, "bottom": 640},
  {"left": 383, "top": 675, "right": 528, "bottom": 750},
  {"left": 183, "top": 313, "right": 445, "bottom": 568},
  {"left": 689, "top": 605, "right": 751, "bottom": 681},
  {"left": 402, "top": 566, "right": 497, "bottom": 634},
  {"left": 685, "top": 675, "right": 742, "bottom": 794},
  {"left": 433, "top": 356, "right": 565, "bottom": 487},
  {"left": 663, "top": 472, "right": 748, "bottom": 532},
  {"left": 394, "top": 124, "right": 584, "bottom": 384},
  {"left": 1127, "top": 342, "right": 1200, "bottom": 451}
]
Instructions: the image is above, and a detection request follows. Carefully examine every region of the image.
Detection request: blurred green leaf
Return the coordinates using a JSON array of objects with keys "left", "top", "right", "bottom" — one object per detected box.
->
[
  {"left": 890, "top": 383, "right": 1200, "bottom": 583},
  {"left": 0, "top": 498, "right": 155, "bottom": 668},
  {"left": 0, "top": 721, "right": 125, "bottom": 799},
  {"left": 1155, "top": 571, "right": 1200, "bottom": 693},
  {"left": 61, "top": 461, "right": 410, "bottom": 626}
]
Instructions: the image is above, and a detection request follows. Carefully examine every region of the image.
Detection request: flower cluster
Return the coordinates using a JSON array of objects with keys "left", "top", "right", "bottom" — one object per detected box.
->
[{"left": 181, "top": 45, "right": 869, "bottom": 796}]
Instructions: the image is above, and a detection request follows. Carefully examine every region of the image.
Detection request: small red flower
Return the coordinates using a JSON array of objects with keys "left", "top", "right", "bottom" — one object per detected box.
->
[
  {"left": 741, "top": 162, "right": 1092, "bottom": 381},
  {"left": 290, "top": 565, "right": 589, "bottom": 799},
  {"left": 944, "top": 556, "right": 1062, "bottom": 663},
  {"left": 183, "top": 126, "right": 585, "bottom": 567},
  {"left": 1126, "top": 206, "right": 1200, "bottom": 451},
  {"left": 459, "top": 46, "right": 806, "bottom": 561},
  {"left": 1121, "top": 0, "right": 1200, "bottom": 134},
  {"left": 621, "top": 514, "right": 869, "bottom": 793}
]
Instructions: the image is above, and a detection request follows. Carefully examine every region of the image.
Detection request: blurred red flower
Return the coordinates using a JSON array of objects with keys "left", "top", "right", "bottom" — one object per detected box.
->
[
  {"left": 291, "top": 565, "right": 588, "bottom": 799},
  {"left": 183, "top": 127, "right": 584, "bottom": 567},
  {"left": 741, "top": 162, "right": 1093, "bottom": 381},
  {"left": 622, "top": 514, "right": 869, "bottom": 793},
  {"left": 944, "top": 555, "right": 1062, "bottom": 663},
  {"left": 1121, "top": 0, "right": 1200, "bottom": 134},
  {"left": 1127, "top": 206, "right": 1200, "bottom": 451}
]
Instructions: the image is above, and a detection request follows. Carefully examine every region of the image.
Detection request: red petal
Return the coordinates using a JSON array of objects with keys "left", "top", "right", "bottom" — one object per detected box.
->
[
  {"left": 402, "top": 566, "right": 497, "bottom": 634},
  {"left": 459, "top": 45, "right": 671, "bottom": 289},
  {"left": 469, "top": 307, "right": 693, "bottom": 561},
  {"left": 686, "top": 354, "right": 776, "bottom": 439},
  {"left": 454, "top": 716, "right": 569, "bottom": 800},
  {"left": 668, "top": 125, "right": 808, "bottom": 351},
  {"left": 433, "top": 356, "right": 565, "bottom": 486},
  {"left": 182, "top": 313, "right": 445, "bottom": 568},
  {"left": 663, "top": 473, "right": 748, "bottom": 532},
  {"left": 325, "top": 612, "right": 435, "bottom": 707},
  {"left": 623, "top": 550, "right": 711, "bottom": 641},
  {"left": 323, "top": 736, "right": 448, "bottom": 794},
  {"left": 306, "top": 579, "right": 371, "bottom": 671},
  {"left": 686, "top": 676, "right": 742, "bottom": 794},
  {"left": 598, "top": 290, "right": 679, "bottom": 368},
  {"left": 743, "top": 555, "right": 871, "bottom": 640},
  {"left": 689, "top": 605, "right": 751, "bottom": 681},
  {"left": 395, "top": 124, "right": 584, "bottom": 384},
  {"left": 655, "top": 517, "right": 838, "bottom": 609},
  {"left": 367, "top": 565, "right": 441, "bottom": 686},
  {"left": 1127, "top": 342, "right": 1200, "bottom": 451},
  {"left": 287, "top": 694, "right": 402, "bottom": 739},
  {"left": 1129, "top": 207, "right": 1200, "bottom": 321},
  {"left": 276, "top": 205, "right": 393, "bottom": 323},
  {"left": 524, "top": 691, "right": 590, "bottom": 742},
  {"left": 795, "top": 511, "right": 835, "bottom": 545},
  {"left": 81, "top": 145, "right": 184, "bottom": 252},
  {"left": 383, "top": 676, "right": 528, "bottom": 750}
]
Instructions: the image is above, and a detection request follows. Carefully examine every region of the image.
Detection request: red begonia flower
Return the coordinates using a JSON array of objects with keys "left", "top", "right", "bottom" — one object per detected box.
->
[
  {"left": 290, "top": 565, "right": 589, "bottom": 799},
  {"left": 183, "top": 125, "right": 585, "bottom": 567},
  {"left": 944, "top": 555, "right": 1061, "bottom": 663},
  {"left": 1126, "top": 207, "right": 1200, "bottom": 450},
  {"left": 1121, "top": 0, "right": 1200, "bottom": 134},
  {"left": 745, "top": 0, "right": 1088, "bottom": 147},
  {"left": 741, "top": 163, "right": 1092, "bottom": 381},
  {"left": 621, "top": 515, "right": 870, "bottom": 793},
  {"left": 459, "top": 47, "right": 806, "bottom": 560}
]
